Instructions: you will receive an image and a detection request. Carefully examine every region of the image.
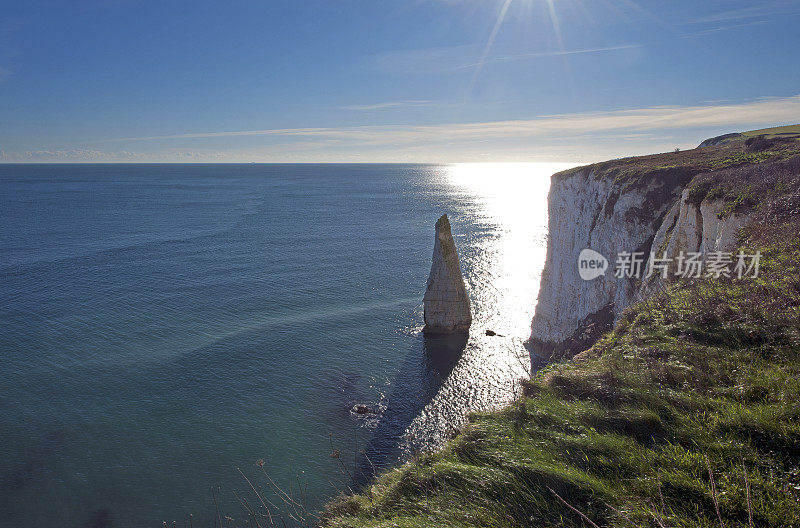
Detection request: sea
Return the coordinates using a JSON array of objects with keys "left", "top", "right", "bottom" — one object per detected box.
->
[{"left": 0, "top": 162, "right": 573, "bottom": 527}]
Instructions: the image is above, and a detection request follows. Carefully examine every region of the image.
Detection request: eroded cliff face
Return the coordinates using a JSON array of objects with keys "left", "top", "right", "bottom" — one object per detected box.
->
[
  {"left": 640, "top": 190, "right": 753, "bottom": 295},
  {"left": 423, "top": 214, "right": 472, "bottom": 334},
  {"left": 530, "top": 165, "right": 755, "bottom": 356},
  {"left": 528, "top": 167, "right": 686, "bottom": 354}
]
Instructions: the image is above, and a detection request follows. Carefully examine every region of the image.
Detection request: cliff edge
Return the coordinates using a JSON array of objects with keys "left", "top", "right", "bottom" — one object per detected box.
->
[
  {"left": 529, "top": 129, "right": 800, "bottom": 357},
  {"left": 528, "top": 160, "right": 693, "bottom": 356}
]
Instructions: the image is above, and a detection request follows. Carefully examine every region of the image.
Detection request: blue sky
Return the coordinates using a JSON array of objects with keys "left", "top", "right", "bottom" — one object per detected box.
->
[{"left": 1, "top": 0, "right": 799, "bottom": 162}]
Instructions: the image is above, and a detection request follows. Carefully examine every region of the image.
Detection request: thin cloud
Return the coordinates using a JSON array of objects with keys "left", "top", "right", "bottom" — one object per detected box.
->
[
  {"left": 9, "top": 149, "right": 226, "bottom": 163},
  {"left": 688, "top": 0, "right": 800, "bottom": 24},
  {"left": 16, "top": 149, "right": 141, "bottom": 162},
  {"left": 342, "top": 100, "right": 434, "bottom": 111},
  {"left": 683, "top": 20, "right": 767, "bottom": 38},
  {"left": 104, "top": 94, "right": 800, "bottom": 146},
  {"left": 454, "top": 45, "right": 642, "bottom": 70},
  {"left": 368, "top": 42, "right": 639, "bottom": 75},
  {"left": 367, "top": 44, "right": 475, "bottom": 75}
]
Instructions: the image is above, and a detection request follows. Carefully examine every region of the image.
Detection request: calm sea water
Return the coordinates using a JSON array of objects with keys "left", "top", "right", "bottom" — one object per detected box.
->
[{"left": 0, "top": 163, "right": 570, "bottom": 527}]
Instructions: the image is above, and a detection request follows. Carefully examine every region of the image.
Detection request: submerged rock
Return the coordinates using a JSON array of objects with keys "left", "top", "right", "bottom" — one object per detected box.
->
[
  {"left": 351, "top": 404, "right": 374, "bottom": 415},
  {"left": 423, "top": 214, "right": 472, "bottom": 334}
]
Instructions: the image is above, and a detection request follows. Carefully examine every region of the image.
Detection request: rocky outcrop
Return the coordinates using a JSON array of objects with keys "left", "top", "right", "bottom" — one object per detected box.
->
[
  {"left": 698, "top": 132, "right": 743, "bottom": 148},
  {"left": 639, "top": 190, "right": 753, "bottom": 295},
  {"left": 423, "top": 214, "right": 472, "bottom": 334},
  {"left": 528, "top": 167, "right": 690, "bottom": 356}
]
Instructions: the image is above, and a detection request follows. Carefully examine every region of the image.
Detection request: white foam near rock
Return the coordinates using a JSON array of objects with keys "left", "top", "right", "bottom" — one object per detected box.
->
[{"left": 423, "top": 214, "right": 472, "bottom": 334}]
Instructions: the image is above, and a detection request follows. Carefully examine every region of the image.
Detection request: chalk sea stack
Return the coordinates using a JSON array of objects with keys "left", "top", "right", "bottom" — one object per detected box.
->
[{"left": 423, "top": 214, "right": 472, "bottom": 334}]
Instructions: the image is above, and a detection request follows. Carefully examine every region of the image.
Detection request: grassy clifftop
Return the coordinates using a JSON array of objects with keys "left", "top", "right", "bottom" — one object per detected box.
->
[
  {"left": 699, "top": 124, "right": 800, "bottom": 147},
  {"left": 321, "top": 141, "right": 800, "bottom": 527},
  {"left": 554, "top": 124, "right": 800, "bottom": 193}
]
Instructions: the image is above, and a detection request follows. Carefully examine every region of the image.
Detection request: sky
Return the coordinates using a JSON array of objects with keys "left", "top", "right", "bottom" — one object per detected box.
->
[{"left": 1, "top": 0, "right": 799, "bottom": 163}]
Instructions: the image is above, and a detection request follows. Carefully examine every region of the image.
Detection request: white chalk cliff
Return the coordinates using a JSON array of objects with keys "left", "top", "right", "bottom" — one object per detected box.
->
[
  {"left": 529, "top": 167, "right": 684, "bottom": 352},
  {"left": 423, "top": 214, "right": 472, "bottom": 334},
  {"left": 530, "top": 165, "right": 754, "bottom": 355},
  {"left": 640, "top": 190, "right": 753, "bottom": 295}
]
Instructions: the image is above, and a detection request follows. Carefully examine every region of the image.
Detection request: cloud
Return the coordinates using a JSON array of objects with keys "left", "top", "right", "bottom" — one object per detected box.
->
[
  {"left": 688, "top": 0, "right": 800, "bottom": 24},
  {"left": 453, "top": 44, "right": 643, "bottom": 70},
  {"left": 9, "top": 149, "right": 226, "bottom": 162},
  {"left": 25, "top": 95, "right": 793, "bottom": 163},
  {"left": 683, "top": 20, "right": 767, "bottom": 38},
  {"left": 104, "top": 94, "right": 800, "bottom": 147},
  {"left": 342, "top": 100, "right": 434, "bottom": 111},
  {"left": 367, "top": 43, "right": 640, "bottom": 75},
  {"left": 22, "top": 149, "right": 115, "bottom": 160},
  {"left": 368, "top": 44, "right": 475, "bottom": 75}
]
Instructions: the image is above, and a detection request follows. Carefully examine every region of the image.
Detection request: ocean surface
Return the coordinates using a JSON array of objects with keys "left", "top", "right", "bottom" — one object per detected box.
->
[{"left": 0, "top": 162, "right": 571, "bottom": 527}]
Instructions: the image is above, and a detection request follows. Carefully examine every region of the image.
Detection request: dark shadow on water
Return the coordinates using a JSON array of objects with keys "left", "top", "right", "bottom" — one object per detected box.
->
[
  {"left": 351, "top": 332, "right": 468, "bottom": 489},
  {"left": 423, "top": 333, "right": 468, "bottom": 375},
  {"left": 1, "top": 429, "right": 67, "bottom": 493},
  {"left": 75, "top": 509, "right": 113, "bottom": 528}
]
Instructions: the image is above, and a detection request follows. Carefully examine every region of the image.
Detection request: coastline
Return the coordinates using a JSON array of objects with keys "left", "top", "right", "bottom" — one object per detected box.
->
[{"left": 320, "top": 129, "right": 800, "bottom": 527}]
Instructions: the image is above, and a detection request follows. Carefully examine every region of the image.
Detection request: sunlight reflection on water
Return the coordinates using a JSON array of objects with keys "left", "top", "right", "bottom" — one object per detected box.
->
[{"left": 397, "top": 162, "right": 577, "bottom": 453}]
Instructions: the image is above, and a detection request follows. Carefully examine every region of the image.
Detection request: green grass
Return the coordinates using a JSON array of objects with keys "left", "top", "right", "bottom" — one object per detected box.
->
[
  {"left": 684, "top": 153, "right": 800, "bottom": 216},
  {"left": 708, "top": 150, "right": 782, "bottom": 170},
  {"left": 321, "top": 149, "right": 800, "bottom": 528},
  {"left": 553, "top": 131, "right": 798, "bottom": 205},
  {"left": 740, "top": 124, "right": 800, "bottom": 140},
  {"left": 699, "top": 124, "right": 800, "bottom": 147}
]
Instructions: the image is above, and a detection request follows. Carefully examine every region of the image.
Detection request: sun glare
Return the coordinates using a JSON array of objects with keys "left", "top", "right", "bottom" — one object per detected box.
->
[{"left": 446, "top": 162, "right": 576, "bottom": 335}]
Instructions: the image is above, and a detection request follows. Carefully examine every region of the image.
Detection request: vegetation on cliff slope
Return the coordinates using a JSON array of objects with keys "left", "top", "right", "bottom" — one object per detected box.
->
[
  {"left": 321, "top": 143, "right": 800, "bottom": 528},
  {"left": 699, "top": 124, "right": 800, "bottom": 147},
  {"left": 555, "top": 126, "right": 800, "bottom": 193}
]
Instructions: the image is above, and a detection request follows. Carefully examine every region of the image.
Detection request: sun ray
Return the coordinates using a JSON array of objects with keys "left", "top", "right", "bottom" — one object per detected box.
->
[
  {"left": 466, "top": 0, "right": 514, "bottom": 95},
  {"left": 615, "top": 0, "right": 679, "bottom": 35},
  {"left": 543, "top": 0, "right": 578, "bottom": 105},
  {"left": 545, "top": 0, "right": 565, "bottom": 52}
]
